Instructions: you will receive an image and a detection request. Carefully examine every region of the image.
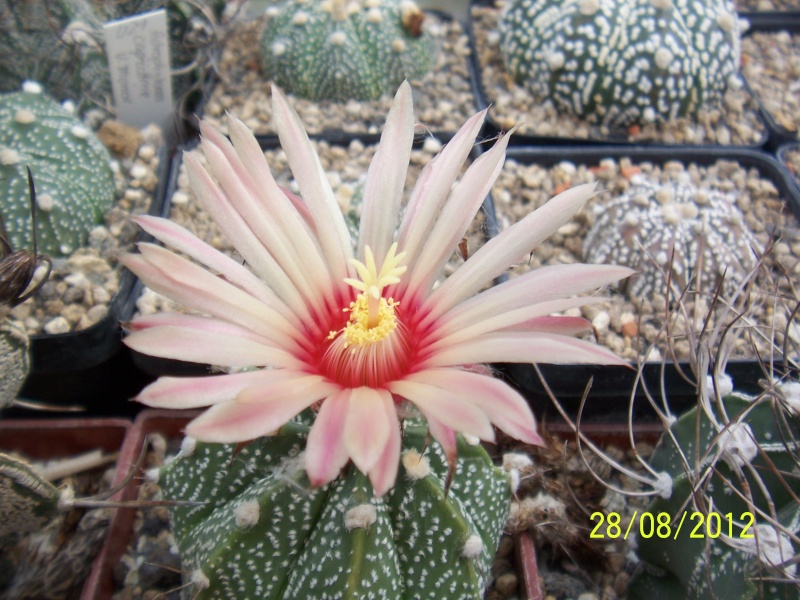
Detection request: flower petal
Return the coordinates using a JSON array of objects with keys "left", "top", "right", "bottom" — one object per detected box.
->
[
  {"left": 272, "top": 86, "right": 353, "bottom": 282},
  {"left": 403, "top": 128, "right": 513, "bottom": 302},
  {"left": 305, "top": 389, "right": 351, "bottom": 488},
  {"left": 344, "top": 387, "right": 392, "bottom": 475},
  {"left": 358, "top": 81, "right": 414, "bottom": 261},
  {"left": 367, "top": 392, "right": 401, "bottom": 497},
  {"left": 402, "top": 369, "right": 542, "bottom": 446},
  {"left": 387, "top": 379, "right": 495, "bottom": 442},
  {"left": 422, "top": 183, "right": 598, "bottom": 322},
  {"left": 124, "top": 326, "right": 299, "bottom": 368},
  {"left": 186, "top": 375, "right": 339, "bottom": 442},
  {"left": 136, "top": 369, "right": 301, "bottom": 409},
  {"left": 422, "top": 332, "right": 631, "bottom": 367},
  {"left": 425, "top": 415, "right": 457, "bottom": 470},
  {"left": 397, "top": 108, "right": 487, "bottom": 264}
]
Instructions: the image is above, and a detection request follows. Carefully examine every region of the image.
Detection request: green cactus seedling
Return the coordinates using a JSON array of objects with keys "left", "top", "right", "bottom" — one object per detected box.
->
[
  {"left": 160, "top": 417, "right": 511, "bottom": 599},
  {"left": 259, "top": 0, "right": 435, "bottom": 102},
  {"left": 0, "top": 84, "right": 115, "bottom": 257},
  {"left": 499, "top": 0, "right": 742, "bottom": 128},
  {"left": 628, "top": 392, "right": 800, "bottom": 599}
]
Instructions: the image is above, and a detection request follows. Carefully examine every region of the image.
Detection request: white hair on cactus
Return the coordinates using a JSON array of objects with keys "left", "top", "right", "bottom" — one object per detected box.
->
[
  {"left": 461, "top": 534, "right": 483, "bottom": 559},
  {"left": 402, "top": 449, "right": 431, "bottom": 480},
  {"left": 21, "top": 80, "right": 43, "bottom": 94},
  {"left": 717, "top": 422, "right": 758, "bottom": 468},
  {"left": 503, "top": 452, "right": 534, "bottom": 472},
  {"left": 344, "top": 504, "right": 377, "bottom": 530},
  {"left": 234, "top": 500, "right": 261, "bottom": 529},
  {"left": 742, "top": 524, "right": 796, "bottom": 576},
  {"left": 190, "top": 569, "right": 210, "bottom": 589},
  {"left": 180, "top": 436, "right": 197, "bottom": 457},
  {"left": 653, "top": 471, "right": 672, "bottom": 499}
]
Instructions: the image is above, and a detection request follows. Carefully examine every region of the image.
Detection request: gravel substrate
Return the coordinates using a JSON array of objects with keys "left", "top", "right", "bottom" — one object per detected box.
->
[
  {"left": 471, "top": 6, "right": 767, "bottom": 145},
  {"left": 201, "top": 13, "right": 476, "bottom": 137},
  {"left": 136, "top": 136, "right": 488, "bottom": 316},
  {"left": 7, "top": 122, "right": 163, "bottom": 336},
  {"left": 741, "top": 30, "right": 800, "bottom": 138},
  {"left": 492, "top": 156, "right": 800, "bottom": 363}
]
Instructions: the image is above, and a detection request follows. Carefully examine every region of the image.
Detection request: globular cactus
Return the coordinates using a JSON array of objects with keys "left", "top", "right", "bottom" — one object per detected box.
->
[
  {"left": 159, "top": 417, "right": 511, "bottom": 599},
  {"left": 0, "top": 0, "right": 224, "bottom": 112},
  {"left": 498, "top": 0, "right": 742, "bottom": 128},
  {"left": 583, "top": 177, "right": 757, "bottom": 300},
  {"left": 0, "top": 83, "right": 115, "bottom": 257},
  {"left": 628, "top": 390, "right": 800, "bottom": 599},
  {"left": 259, "top": 0, "right": 434, "bottom": 102}
]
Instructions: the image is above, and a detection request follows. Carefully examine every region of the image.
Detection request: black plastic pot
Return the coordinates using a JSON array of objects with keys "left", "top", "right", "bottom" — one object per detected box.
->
[
  {"left": 493, "top": 144, "right": 800, "bottom": 423},
  {"left": 740, "top": 13, "right": 800, "bottom": 151}
]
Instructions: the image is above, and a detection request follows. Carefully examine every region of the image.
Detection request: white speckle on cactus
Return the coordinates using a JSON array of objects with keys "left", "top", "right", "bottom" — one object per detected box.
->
[
  {"left": 180, "top": 436, "right": 197, "bottom": 457},
  {"left": 651, "top": 0, "right": 672, "bottom": 9},
  {"left": 190, "top": 569, "right": 210, "bottom": 590},
  {"left": 70, "top": 125, "right": 89, "bottom": 139},
  {"left": 291, "top": 11, "right": 309, "bottom": 25},
  {"left": 579, "top": 0, "right": 600, "bottom": 15},
  {"left": 366, "top": 7, "right": 383, "bottom": 23},
  {"left": 545, "top": 51, "right": 565, "bottom": 71},
  {"left": 59, "top": 244, "right": 72, "bottom": 255},
  {"left": 503, "top": 452, "right": 533, "bottom": 472},
  {"left": 655, "top": 48, "right": 674, "bottom": 70},
  {"left": 391, "top": 39, "right": 407, "bottom": 53},
  {"left": 0, "top": 147, "right": 20, "bottom": 165},
  {"left": 272, "top": 42, "right": 287, "bottom": 57},
  {"left": 266, "top": 6, "right": 280, "bottom": 17},
  {"left": 234, "top": 500, "right": 261, "bottom": 529},
  {"left": 329, "top": 31, "right": 347, "bottom": 46},
  {"left": 741, "top": 525, "right": 796, "bottom": 576},
  {"left": 61, "top": 100, "right": 76, "bottom": 114},
  {"left": 15, "top": 109, "right": 35, "bottom": 125},
  {"left": 344, "top": 503, "right": 377, "bottom": 530},
  {"left": 461, "top": 534, "right": 483, "bottom": 559},
  {"left": 36, "top": 193, "right": 54, "bottom": 212},
  {"left": 508, "top": 469, "right": 521, "bottom": 493},
  {"left": 653, "top": 471, "right": 672, "bottom": 499},
  {"left": 402, "top": 449, "right": 431, "bottom": 480},
  {"left": 717, "top": 422, "right": 757, "bottom": 468},
  {"left": 21, "top": 81, "right": 43, "bottom": 94}
]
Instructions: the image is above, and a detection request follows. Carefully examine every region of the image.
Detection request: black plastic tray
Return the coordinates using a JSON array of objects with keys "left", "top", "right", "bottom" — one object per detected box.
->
[{"left": 493, "top": 144, "right": 800, "bottom": 422}]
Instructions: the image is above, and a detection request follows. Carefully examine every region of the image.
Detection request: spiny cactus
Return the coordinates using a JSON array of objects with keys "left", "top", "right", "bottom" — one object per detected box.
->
[
  {"left": 159, "top": 417, "right": 511, "bottom": 599},
  {"left": 628, "top": 390, "right": 800, "bottom": 599},
  {"left": 0, "top": 83, "right": 115, "bottom": 257},
  {"left": 259, "top": 0, "right": 434, "bottom": 102},
  {"left": 498, "top": 0, "right": 742, "bottom": 128},
  {"left": 583, "top": 177, "right": 757, "bottom": 300},
  {"left": 0, "top": 0, "right": 224, "bottom": 112}
]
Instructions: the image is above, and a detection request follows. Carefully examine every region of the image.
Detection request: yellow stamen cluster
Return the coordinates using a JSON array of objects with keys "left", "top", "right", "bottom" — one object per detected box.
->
[{"left": 329, "top": 243, "right": 407, "bottom": 348}]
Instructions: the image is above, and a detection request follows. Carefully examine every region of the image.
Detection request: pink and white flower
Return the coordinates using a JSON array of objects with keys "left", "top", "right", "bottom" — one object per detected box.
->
[{"left": 123, "top": 83, "right": 632, "bottom": 495}]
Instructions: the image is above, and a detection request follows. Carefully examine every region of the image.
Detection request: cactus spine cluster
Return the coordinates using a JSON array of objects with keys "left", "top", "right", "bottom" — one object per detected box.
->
[
  {"left": 160, "top": 417, "right": 510, "bottom": 599},
  {"left": 259, "top": 0, "right": 434, "bottom": 102},
  {"left": 498, "top": 0, "right": 742, "bottom": 128},
  {"left": 628, "top": 390, "right": 800, "bottom": 599},
  {"left": 0, "top": 83, "right": 115, "bottom": 257}
]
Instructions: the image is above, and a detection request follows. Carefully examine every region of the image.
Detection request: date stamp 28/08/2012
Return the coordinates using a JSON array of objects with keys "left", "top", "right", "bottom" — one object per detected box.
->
[{"left": 590, "top": 510, "right": 756, "bottom": 541}]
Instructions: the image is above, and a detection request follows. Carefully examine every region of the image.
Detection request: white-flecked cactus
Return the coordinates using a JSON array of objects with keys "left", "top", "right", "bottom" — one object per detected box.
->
[
  {"left": 160, "top": 418, "right": 511, "bottom": 599},
  {"left": 0, "top": 83, "right": 115, "bottom": 257},
  {"left": 259, "top": 0, "right": 434, "bottom": 101},
  {"left": 583, "top": 177, "right": 758, "bottom": 300},
  {"left": 499, "top": 0, "right": 742, "bottom": 128}
]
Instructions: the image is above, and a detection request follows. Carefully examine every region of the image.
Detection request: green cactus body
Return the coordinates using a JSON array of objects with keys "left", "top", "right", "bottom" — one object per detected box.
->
[
  {"left": 161, "top": 419, "right": 510, "bottom": 599},
  {"left": 0, "top": 319, "right": 29, "bottom": 411},
  {"left": 259, "top": 0, "right": 434, "bottom": 102},
  {"left": 0, "top": 85, "right": 115, "bottom": 257},
  {"left": 628, "top": 395, "right": 800, "bottom": 599},
  {"left": 498, "top": 0, "right": 741, "bottom": 128}
]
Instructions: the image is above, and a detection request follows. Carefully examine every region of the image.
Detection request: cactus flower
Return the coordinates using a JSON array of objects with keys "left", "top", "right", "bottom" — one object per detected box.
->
[{"left": 123, "top": 82, "right": 631, "bottom": 495}]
